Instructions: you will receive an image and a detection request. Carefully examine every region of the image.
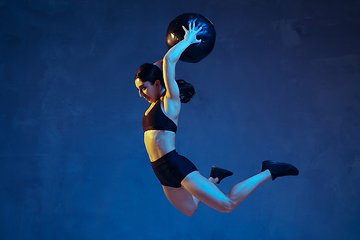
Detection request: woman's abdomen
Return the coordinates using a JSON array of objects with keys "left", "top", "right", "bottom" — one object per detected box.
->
[{"left": 144, "top": 130, "right": 176, "bottom": 162}]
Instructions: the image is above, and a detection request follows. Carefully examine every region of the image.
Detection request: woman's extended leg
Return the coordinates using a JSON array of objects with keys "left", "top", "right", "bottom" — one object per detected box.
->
[
  {"left": 164, "top": 161, "right": 298, "bottom": 215},
  {"left": 181, "top": 170, "right": 272, "bottom": 213},
  {"left": 163, "top": 177, "right": 219, "bottom": 216}
]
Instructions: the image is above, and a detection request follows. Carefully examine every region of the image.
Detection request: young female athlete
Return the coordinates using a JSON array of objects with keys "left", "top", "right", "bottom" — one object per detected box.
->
[{"left": 134, "top": 21, "right": 299, "bottom": 216}]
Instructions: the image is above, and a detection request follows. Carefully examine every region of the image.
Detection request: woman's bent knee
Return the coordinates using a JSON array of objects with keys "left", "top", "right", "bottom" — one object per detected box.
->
[
  {"left": 217, "top": 199, "right": 236, "bottom": 213},
  {"left": 183, "top": 208, "right": 197, "bottom": 217}
]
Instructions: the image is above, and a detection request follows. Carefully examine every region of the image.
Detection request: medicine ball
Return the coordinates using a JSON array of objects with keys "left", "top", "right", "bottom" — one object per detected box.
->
[{"left": 165, "top": 13, "right": 216, "bottom": 63}]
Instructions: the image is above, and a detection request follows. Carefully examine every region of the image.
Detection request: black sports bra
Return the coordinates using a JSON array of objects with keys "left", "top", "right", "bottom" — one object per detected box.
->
[{"left": 142, "top": 100, "right": 177, "bottom": 133}]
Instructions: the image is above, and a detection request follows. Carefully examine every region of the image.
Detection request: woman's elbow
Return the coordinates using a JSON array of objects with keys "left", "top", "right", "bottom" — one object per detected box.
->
[{"left": 163, "top": 54, "right": 178, "bottom": 65}]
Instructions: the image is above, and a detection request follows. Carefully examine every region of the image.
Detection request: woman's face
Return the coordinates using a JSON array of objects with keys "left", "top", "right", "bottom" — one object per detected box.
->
[{"left": 135, "top": 78, "right": 161, "bottom": 103}]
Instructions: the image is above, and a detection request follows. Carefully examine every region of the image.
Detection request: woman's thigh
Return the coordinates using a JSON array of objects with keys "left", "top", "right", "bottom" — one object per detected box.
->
[
  {"left": 181, "top": 171, "right": 232, "bottom": 212},
  {"left": 163, "top": 185, "right": 198, "bottom": 216}
]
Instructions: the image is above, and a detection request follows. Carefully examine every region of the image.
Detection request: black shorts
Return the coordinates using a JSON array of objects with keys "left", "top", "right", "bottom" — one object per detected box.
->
[{"left": 151, "top": 150, "right": 198, "bottom": 188}]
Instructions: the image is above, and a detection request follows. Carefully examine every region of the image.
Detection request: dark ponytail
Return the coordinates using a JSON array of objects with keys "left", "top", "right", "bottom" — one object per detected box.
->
[
  {"left": 176, "top": 79, "right": 196, "bottom": 103},
  {"left": 135, "top": 63, "right": 196, "bottom": 103}
]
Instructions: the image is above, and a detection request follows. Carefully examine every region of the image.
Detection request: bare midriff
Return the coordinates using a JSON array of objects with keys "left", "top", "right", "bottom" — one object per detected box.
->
[{"left": 144, "top": 130, "right": 176, "bottom": 162}]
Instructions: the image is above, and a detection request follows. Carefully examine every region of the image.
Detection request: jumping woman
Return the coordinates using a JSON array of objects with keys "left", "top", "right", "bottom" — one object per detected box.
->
[{"left": 134, "top": 21, "right": 299, "bottom": 216}]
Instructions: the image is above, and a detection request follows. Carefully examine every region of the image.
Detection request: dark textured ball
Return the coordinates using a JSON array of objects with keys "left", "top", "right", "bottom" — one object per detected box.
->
[{"left": 165, "top": 13, "right": 216, "bottom": 63}]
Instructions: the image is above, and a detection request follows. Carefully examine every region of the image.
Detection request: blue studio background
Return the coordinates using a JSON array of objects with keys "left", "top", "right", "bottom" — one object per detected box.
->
[{"left": 1, "top": 0, "right": 360, "bottom": 239}]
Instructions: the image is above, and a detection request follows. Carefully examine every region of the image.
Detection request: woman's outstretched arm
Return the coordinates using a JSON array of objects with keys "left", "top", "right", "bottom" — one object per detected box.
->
[{"left": 162, "top": 21, "right": 202, "bottom": 100}]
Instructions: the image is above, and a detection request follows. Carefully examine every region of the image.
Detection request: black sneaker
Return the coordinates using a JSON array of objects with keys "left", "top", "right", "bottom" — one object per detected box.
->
[
  {"left": 210, "top": 166, "right": 233, "bottom": 184},
  {"left": 262, "top": 160, "right": 299, "bottom": 180}
]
